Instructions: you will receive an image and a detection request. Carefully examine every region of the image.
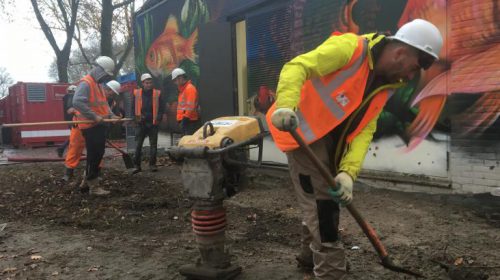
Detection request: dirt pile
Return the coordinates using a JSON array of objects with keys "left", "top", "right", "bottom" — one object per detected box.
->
[{"left": 0, "top": 160, "right": 499, "bottom": 279}]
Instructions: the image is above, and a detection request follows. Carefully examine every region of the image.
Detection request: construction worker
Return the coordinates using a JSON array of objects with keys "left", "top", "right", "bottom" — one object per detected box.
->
[
  {"left": 131, "top": 73, "right": 164, "bottom": 173},
  {"left": 56, "top": 85, "right": 77, "bottom": 158},
  {"left": 173, "top": 68, "right": 199, "bottom": 135},
  {"left": 267, "top": 19, "right": 442, "bottom": 279},
  {"left": 63, "top": 80, "right": 122, "bottom": 182},
  {"left": 73, "top": 56, "right": 121, "bottom": 196}
]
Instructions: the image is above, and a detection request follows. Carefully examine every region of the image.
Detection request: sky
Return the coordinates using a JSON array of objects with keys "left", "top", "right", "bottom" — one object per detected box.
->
[{"left": 0, "top": 2, "right": 62, "bottom": 83}]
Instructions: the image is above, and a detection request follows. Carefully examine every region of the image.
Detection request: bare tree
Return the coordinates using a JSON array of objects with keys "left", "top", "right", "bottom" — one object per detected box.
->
[
  {"left": 49, "top": 39, "right": 135, "bottom": 82},
  {"left": 0, "top": 67, "right": 13, "bottom": 98},
  {"left": 30, "top": 0, "right": 80, "bottom": 83},
  {"left": 69, "top": 0, "right": 137, "bottom": 75}
]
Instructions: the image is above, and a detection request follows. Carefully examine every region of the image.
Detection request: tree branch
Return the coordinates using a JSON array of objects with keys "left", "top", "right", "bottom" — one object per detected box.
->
[
  {"left": 112, "top": 0, "right": 134, "bottom": 10},
  {"left": 73, "top": 23, "right": 93, "bottom": 65},
  {"left": 115, "top": 35, "right": 133, "bottom": 74},
  {"left": 56, "top": 0, "right": 70, "bottom": 30},
  {"left": 30, "top": 0, "right": 61, "bottom": 54}
]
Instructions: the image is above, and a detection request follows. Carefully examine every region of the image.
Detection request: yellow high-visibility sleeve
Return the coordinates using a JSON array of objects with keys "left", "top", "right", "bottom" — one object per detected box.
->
[
  {"left": 338, "top": 113, "right": 380, "bottom": 181},
  {"left": 275, "top": 33, "right": 360, "bottom": 109}
]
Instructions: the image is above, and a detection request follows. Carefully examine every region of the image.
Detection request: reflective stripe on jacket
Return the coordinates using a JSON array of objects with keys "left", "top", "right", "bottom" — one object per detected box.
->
[
  {"left": 266, "top": 33, "right": 405, "bottom": 180},
  {"left": 74, "top": 75, "right": 109, "bottom": 130},
  {"left": 134, "top": 88, "right": 161, "bottom": 125},
  {"left": 176, "top": 80, "right": 199, "bottom": 121}
]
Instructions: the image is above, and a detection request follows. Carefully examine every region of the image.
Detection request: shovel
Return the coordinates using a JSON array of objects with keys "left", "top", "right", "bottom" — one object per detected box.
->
[
  {"left": 106, "top": 140, "right": 134, "bottom": 169},
  {"left": 289, "top": 129, "right": 424, "bottom": 278}
]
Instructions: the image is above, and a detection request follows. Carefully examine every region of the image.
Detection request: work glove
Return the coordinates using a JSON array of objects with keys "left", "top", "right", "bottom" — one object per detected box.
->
[
  {"left": 328, "top": 172, "right": 353, "bottom": 206},
  {"left": 94, "top": 115, "right": 104, "bottom": 123},
  {"left": 270, "top": 108, "right": 299, "bottom": 131}
]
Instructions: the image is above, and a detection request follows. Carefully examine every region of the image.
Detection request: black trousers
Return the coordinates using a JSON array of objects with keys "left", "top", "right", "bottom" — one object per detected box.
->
[
  {"left": 134, "top": 123, "right": 159, "bottom": 167},
  {"left": 181, "top": 119, "right": 200, "bottom": 135},
  {"left": 81, "top": 124, "right": 106, "bottom": 181}
]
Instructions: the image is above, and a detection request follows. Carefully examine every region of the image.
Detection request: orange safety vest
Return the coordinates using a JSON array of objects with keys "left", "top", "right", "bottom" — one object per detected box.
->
[
  {"left": 74, "top": 75, "right": 110, "bottom": 130},
  {"left": 266, "top": 36, "right": 394, "bottom": 152},
  {"left": 133, "top": 88, "right": 161, "bottom": 125},
  {"left": 176, "top": 81, "right": 199, "bottom": 121}
]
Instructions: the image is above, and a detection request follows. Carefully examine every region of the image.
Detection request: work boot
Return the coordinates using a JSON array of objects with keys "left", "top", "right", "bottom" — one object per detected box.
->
[
  {"left": 79, "top": 171, "right": 89, "bottom": 194},
  {"left": 149, "top": 165, "right": 158, "bottom": 172},
  {"left": 132, "top": 165, "right": 142, "bottom": 174},
  {"left": 62, "top": 168, "right": 74, "bottom": 182},
  {"left": 87, "top": 179, "right": 110, "bottom": 196},
  {"left": 296, "top": 250, "right": 314, "bottom": 272}
]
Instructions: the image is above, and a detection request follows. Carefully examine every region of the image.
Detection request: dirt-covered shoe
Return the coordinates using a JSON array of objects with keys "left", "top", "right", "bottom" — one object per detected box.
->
[
  {"left": 79, "top": 171, "right": 89, "bottom": 193},
  {"left": 87, "top": 179, "right": 110, "bottom": 196},
  {"left": 296, "top": 253, "right": 314, "bottom": 272},
  {"left": 132, "top": 166, "right": 142, "bottom": 174}
]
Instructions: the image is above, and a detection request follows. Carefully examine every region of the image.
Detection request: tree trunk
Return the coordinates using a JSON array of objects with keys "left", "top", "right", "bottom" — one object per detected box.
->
[
  {"left": 56, "top": 55, "right": 69, "bottom": 83},
  {"left": 100, "top": 0, "right": 114, "bottom": 58}
]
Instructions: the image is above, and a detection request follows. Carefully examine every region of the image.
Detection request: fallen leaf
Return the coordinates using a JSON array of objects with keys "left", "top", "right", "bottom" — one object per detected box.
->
[
  {"left": 30, "top": 255, "right": 42, "bottom": 260},
  {"left": 454, "top": 257, "right": 464, "bottom": 266},
  {"left": 88, "top": 266, "right": 100, "bottom": 272},
  {"left": 2, "top": 267, "right": 17, "bottom": 274}
]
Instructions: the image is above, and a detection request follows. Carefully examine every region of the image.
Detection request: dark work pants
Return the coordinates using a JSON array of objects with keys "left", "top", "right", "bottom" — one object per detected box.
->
[
  {"left": 134, "top": 123, "right": 159, "bottom": 167},
  {"left": 81, "top": 124, "right": 106, "bottom": 181},
  {"left": 181, "top": 119, "right": 200, "bottom": 135}
]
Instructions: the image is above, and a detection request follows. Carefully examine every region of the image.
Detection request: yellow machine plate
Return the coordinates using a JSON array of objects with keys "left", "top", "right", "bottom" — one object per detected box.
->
[{"left": 178, "top": 116, "right": 262, "bottom": 149}]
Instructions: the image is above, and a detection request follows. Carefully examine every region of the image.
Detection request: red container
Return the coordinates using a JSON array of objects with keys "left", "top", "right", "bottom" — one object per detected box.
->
[{"left": 5, "top": 82, "right": 69, "bottom": 147}]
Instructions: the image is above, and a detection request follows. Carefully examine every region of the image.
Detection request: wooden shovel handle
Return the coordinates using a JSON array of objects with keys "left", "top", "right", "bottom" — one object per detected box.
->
[
  {"left": 2, "top": 118, "right": 132, "bottom": 127},
  {"left": 289, "top": 129, "right": 389, "bottom": 259}
]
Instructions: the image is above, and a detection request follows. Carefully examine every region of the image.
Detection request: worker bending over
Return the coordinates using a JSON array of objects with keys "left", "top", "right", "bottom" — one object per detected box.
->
[
  {"left": 267, "top": 19, "right": 443, "bottom": 279},
  {"left": 73, "top": 56, "right": 121, "bottom": 196},
  {"left": 63, "top": 80, "right": 121, "bottom": 182}
]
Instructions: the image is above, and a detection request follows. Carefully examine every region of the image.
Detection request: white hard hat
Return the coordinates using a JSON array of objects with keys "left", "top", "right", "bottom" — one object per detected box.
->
[
  {"left": 106, "top": 80, "right": 121, "bottom": 94},
  {"left": 389, "top": 19, "right": 443, "bottom": 59},
  {"left": 171, "top": 68, "right": 186, "bottom": 80},
  {"left": 141, "top": 73, "right": 153, "bottom": 82},
  {"left": 67, "top": 85, "right": 77, "bottom": 92},
  {"left": 95, "top": 56, "right": 115, "bottom": 76}
]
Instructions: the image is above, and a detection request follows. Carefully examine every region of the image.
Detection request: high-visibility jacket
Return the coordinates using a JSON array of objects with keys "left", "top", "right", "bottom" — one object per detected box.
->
[
  {"left": 133, "top": 88, "right": 161, "bottom": 125},
  {"left": 266, "top": 33, "right": 405, "bottom": 180},
  {"left": 176, "top": 80, "right": 199, "bottom": 121},
  {"left": 74, "top": 75, "right": 110, "bottom": 130}
]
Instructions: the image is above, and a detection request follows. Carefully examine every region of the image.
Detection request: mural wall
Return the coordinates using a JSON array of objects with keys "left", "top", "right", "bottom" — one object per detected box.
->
[{"left": 134, "top": 0, "right": 499, "bottom": 181}]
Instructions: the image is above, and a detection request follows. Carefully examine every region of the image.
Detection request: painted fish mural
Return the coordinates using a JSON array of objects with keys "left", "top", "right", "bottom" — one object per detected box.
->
[
  {"left": 399, "top": 0, "right": 500, "bottom": 150},
  {"left": 145, "top": 15, "right": 198, "bottom": 78}
]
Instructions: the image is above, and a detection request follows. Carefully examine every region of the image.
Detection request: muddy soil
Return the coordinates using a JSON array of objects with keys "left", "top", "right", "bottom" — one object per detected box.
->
[{"left": 0, "top": 158, "right": 499, "bottom": 280}]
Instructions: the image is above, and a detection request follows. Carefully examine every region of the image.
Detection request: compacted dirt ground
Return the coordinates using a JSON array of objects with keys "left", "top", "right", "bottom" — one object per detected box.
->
[{"left": 0, "top": 156, "right": 499, "bottom": 280}]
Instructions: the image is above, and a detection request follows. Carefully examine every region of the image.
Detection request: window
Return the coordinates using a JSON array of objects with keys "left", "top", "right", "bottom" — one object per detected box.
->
[{"left": 27, "top": 84, "right": 46, "bottom": 102}]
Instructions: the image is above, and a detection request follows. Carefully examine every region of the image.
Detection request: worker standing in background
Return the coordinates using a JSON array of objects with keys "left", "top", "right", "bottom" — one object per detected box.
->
[
  {"left": 131, "top": 73, "right": 164, "bottom": 174},
  {"left": 173, "top": 68, "right": 199, "bottom": 135},
  {"left": 267, "top": 19, "right": 443, "bottom": 279},
  {"left": 56, "top": 85, "right": 77, "bottom": 158},
  {"left": 72, "top": 56, "right": 121, "bottom": 196}
]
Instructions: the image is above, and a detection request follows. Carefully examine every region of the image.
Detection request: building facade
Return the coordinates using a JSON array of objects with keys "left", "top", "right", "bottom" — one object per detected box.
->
[{"left": 134, "top": 0, "right": 500, "bottom": 194}]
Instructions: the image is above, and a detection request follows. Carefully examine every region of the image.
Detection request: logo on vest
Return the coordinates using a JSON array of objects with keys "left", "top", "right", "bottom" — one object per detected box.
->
[{"left": 336, "top": 93, "right": 350, "bottom": 107}]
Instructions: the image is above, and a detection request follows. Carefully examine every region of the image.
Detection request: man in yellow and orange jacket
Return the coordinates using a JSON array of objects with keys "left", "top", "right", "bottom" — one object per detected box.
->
[
  {"left": 172, "top": 68, "right": 199, "bottom": 135},
  {"left": 267, "top": 19, "right": 443, "bottom": 279}
]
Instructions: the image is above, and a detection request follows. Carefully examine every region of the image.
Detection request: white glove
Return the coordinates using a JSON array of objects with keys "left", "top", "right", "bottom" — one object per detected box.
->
[
  {"left": 329, "top": 172, "right": 353, "bottom": 206},
  {"left": 271, "top": 108, "right": 299, "bottom": 131}
]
